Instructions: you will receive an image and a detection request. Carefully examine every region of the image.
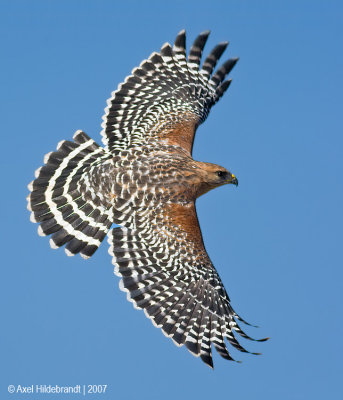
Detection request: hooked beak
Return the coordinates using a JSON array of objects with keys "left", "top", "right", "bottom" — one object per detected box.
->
[{"left": 230, "top": 174, "right": 238, "bottom": 186}]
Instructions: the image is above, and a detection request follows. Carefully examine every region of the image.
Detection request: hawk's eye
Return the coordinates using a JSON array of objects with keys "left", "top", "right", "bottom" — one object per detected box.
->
[{"left": 216, "top": 171, "right": 226, "bottom": 178}]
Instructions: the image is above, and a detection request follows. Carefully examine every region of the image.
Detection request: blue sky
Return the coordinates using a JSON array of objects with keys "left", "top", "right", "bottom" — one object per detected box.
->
[{"left": 1, "top": 1, "right": 342, "bottom": 399}]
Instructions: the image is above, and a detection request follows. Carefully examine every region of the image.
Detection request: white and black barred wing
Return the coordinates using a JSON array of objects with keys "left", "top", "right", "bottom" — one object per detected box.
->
[
  {"left": 27, "top": 131, "right": 114, "bottom": 259},
  {"left": 108, "top": 202, "right": 267, "bottom": 368},
  {"left": 101, "top": 30, "right": 238, "bottom": 154}
]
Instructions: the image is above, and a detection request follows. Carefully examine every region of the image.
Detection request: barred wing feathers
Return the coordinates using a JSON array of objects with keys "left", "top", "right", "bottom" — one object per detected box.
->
[
  {"left": 108, "top": 201, "right": 267, "bottom": 368},
  {"left": 101, "top": 30, "right": 238, "bottom": 154}
]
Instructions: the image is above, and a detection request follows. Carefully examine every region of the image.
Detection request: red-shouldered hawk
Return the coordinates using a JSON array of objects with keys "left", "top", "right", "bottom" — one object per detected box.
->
[{"left": 27, "top": 30, "right": 268, "bottom": 368}]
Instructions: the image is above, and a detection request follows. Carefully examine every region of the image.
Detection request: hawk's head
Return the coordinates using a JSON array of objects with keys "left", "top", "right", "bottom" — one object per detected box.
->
[{"left": 192, "top": 161, "right": 238, "bottom": 197}]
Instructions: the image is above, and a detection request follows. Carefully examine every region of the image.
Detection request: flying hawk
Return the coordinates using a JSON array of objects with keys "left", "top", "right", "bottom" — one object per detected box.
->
[{"left": 27, "top": 30, "right": 267, "bottom": 368}]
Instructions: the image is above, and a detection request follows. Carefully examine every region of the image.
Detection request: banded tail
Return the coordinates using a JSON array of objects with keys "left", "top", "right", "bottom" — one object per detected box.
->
[{"left": 27, "top": 130, "right": 113, "bottom": 259}]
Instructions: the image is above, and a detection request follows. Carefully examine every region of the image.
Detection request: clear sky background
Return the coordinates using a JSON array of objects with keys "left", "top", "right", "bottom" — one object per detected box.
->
[{"left": 1, "top": 1, "right": 342, "bottom": 399}]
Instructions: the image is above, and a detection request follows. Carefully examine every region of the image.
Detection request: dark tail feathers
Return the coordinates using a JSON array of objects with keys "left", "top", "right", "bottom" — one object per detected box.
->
[{"left": 27, "top": 130, "right": 113, "bottom": 259}]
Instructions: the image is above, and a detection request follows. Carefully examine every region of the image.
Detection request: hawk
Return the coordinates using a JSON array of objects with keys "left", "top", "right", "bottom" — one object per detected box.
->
[{"left": 27, "top": 30, "right": 267, "bottom": 368}]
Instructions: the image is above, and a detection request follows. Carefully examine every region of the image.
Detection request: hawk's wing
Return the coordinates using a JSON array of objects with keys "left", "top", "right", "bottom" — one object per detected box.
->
[
  {"left": 108, "top": 201, "right": 266, "bottom": 368},
  {"left": 101, "top": 30, "right": 238, "bottom": 155}
]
